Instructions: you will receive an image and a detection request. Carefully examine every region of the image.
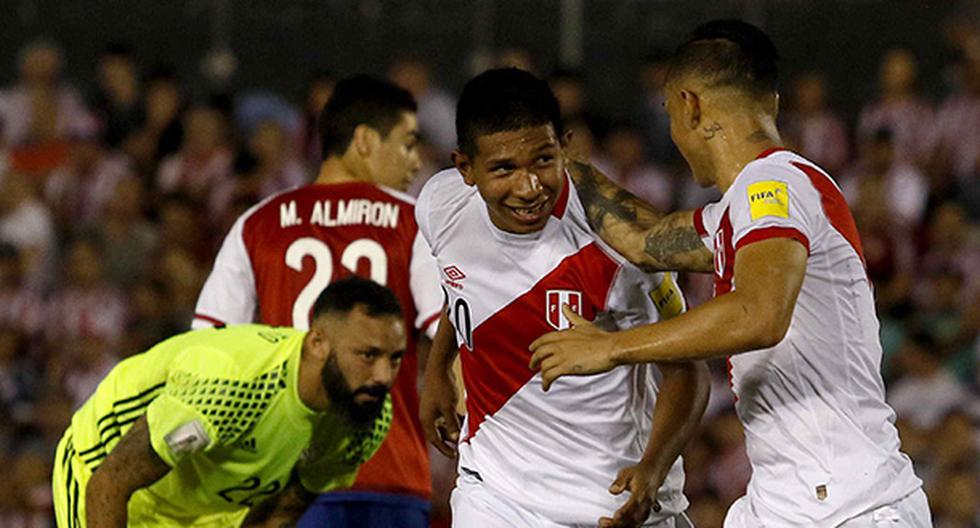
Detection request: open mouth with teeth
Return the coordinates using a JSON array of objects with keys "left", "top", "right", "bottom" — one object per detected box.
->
[{"left": 506, "top": 199, "right": 551, "bottom": 224}]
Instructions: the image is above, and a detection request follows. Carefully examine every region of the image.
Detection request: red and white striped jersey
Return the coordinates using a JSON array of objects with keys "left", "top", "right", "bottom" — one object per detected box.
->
[
  {"left": 193, "top": 181, "right": 442, "bottom": 499},
  {"left": 416, "top": 169, "right": 689, "bottom": 524},
  {"left": 694, "top": 148, "right": 922, "bottom": 527}
]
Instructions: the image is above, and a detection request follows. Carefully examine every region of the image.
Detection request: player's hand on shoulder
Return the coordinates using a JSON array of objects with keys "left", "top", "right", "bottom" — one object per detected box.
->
[
  {"left": 528, "top": 305, "right": 617, "bottom": 391},
  {"left": 419, "top": 364, "right": 461, "bottom": 458},
  {"left": 598, "top": 460, "right": 665, "bottom": 528}
]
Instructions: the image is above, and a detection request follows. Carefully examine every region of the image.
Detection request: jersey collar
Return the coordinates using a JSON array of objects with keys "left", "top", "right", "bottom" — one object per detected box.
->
[
  {"left": 755, "top": 147, "right": 787, "bottom": 160},
  {"left": 550, "top": 171, "right": 572, "bottom": 219}
]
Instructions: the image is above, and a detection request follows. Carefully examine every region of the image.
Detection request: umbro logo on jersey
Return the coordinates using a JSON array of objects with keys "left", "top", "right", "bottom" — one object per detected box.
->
[
  {"left": 444, "top": 266, "right": 466, "bottom": 281},
  {"left": 546, "top": 290, "right": 582, "bottom": 330},
  {"left": 443, "top": 265, "right": 466, "bottom": 290},
  {"left": 234, "top": 436, "right": 257, "bottom": 453}
]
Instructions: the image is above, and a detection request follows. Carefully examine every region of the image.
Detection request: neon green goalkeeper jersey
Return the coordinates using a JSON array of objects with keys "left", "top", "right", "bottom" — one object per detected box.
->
[{"left": 54, "top": 324, "right": 392, "bottom": 527}]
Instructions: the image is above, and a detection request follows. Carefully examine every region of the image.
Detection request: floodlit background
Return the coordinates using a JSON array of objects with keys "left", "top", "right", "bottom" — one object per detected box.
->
[{"left": 0, "top": 1, "right": 977, "bottom": 526}]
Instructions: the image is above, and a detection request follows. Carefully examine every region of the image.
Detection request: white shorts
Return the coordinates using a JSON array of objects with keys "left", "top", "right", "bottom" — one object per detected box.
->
[
  {"left": 451, "top": 472, "right": 694, "bottom": 528},
  {"left": 723, "top": 488, "right": 931, "bottom": 528}
]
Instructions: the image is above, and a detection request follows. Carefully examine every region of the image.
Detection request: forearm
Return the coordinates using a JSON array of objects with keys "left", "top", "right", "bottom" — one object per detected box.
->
[
  {"left": 424, "top": 311, "right": 458, "bottom": 376},
  {"left": 85, "top": 416, "right": 170, "bottom": 527},
  {"left": 613, "top": 291, "right": 781, "bottom": 364},
  {"left": 567, "top": 161, "right": 712, "bottom": 273},
  {"left": 85, "top": 474, "right": 132, "bottom": 527},
  {"left": 640, "top": 361, "right": 710, "bottom": 479},
  {"left": 240, "top": 478, "right": 315, "bottom": 527}
]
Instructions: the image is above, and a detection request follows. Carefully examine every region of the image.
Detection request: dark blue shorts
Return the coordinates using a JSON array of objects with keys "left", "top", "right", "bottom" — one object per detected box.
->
[{"left": 297, "top": 491, "right": 431, "bottom": 528}]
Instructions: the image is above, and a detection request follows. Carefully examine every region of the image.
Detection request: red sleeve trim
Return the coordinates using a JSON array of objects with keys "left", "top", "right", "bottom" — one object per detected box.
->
[
  {"left": 755, "top": 147, "right": 787, "bottom": 159},
  {"left": 420, "top": 311, "right": 442, "bottom": 333},
  {"left": 734, "top": 227, "right": 810, "bottom": 255},
  {"left": 692, "top": 207, "right": 708, "bottom": 238},
  {"left": 193, "top": 313, "right": 227, "bottom": 327}
]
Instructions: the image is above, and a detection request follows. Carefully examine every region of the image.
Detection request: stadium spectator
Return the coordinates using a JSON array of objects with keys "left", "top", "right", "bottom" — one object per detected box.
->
[
  {"left": 857, "top": 48, "right": 934, "bottom": 166},
  {"left": 635, "top": 51, "right": 679, "bottom": 166},
  {"left": 930, "top": 467, "right": 979, "bottom": 528},
  {"left": 595, "top": 121, "right": 674, "bottom": 211},
  {"left": 548, "top": 68, "right": 589, "bottom": 121},
  {"left": 0, "top": 40, "right": 94, "bottom": 148},
  {"left": 225, "top": 118, "right": 308, "bottom": 209},
  {"left": 44, "top": 236, "right": 128, "bottom": 348},
  {"left": 841, "top": 128, "right": 928, "bottom": 230},
  {"left": 918, "top": 202, "right": 980, "bottom": 309},
  {"left": 44, "top": 130, "right": 137, "bottom": 231},
  {"left": 0, "top": 171, "right": 55, "bottom": 287},
  {"left": 122, "top": 66, "right": 184, "bottom": 179},
  {"left": 93, "top": 177, "right": 158, "bottom": 288},
  {"left": 299, "top": 69, "right": 336, "bottom": 169},
  {"left": 91, "top": 41, "right": 142, "bottom": 148},
  {"left": 782, "top": 71, "right": 849, "bottom": 173},
  {"left": 155, "top": 104, "right": 234, "bottom": 220},
  {"left": 929, "top": 52, "right": 980, "bottom": 199},
  {"left": 0, "top": 327, "right": 40, "bottom": 438},
  {"left": 0, "top": 244, "right": 45, "bottom": 337},
  {"left": 887, "top": 333, "right": 970, "bottom": 430},
  {"left": 388, "top": 57, "right": 456, "bottom": 158}
]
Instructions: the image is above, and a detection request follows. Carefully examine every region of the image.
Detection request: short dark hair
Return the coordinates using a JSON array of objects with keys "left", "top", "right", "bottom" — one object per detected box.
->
[
  {"left": 667, "top": 19, "right": 779, "bottom": 98},
  {"left": 318, "top": 75, "right": 416, "bottom": 159},
  {"left": 456, "top": 68, "right": 563, "bottom": 157},
  {"left": 312, "top": 276, "right": 402, "bottom": 320}
]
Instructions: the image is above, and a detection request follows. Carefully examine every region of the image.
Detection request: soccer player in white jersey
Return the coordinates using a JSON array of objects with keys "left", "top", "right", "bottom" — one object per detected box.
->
[
  {"left": 417, "top": 68, "right": 709, "bottom": 528},
  {"left": 528, "top": 20, "right": 931, "bottom": 527}
]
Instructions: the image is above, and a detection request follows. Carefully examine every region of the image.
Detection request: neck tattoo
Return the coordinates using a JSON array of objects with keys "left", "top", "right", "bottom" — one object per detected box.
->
[{"left": 703, "top": 122, "right": 722, "bottom": 140}]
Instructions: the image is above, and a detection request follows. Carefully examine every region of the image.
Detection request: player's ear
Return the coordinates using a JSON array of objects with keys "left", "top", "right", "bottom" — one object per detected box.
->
[
  {"left": 305, "top": 320, "right": 332, "bottom": 362},
  {"left": 352, "top": 124, "right": 380, "bottom": 157},
  {"left": 452, "top": 149, "right": 476, "bottom": 186},
  {"left": 680, "top": 89, "right": 701, "bottom": 130},
  {"left": 560, "top": 129, "right": 573, "bottom": 147}
]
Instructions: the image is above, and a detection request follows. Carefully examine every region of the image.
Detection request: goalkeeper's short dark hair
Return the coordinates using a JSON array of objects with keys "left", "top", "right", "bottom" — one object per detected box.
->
[{"left": 312, "top": 276, "right": 402, "bottom": 319}]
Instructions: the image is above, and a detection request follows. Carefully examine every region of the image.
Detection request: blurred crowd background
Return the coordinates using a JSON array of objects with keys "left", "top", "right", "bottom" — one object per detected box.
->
[{"left": 0, "top": 1, "right": 977, "bottom": 527}]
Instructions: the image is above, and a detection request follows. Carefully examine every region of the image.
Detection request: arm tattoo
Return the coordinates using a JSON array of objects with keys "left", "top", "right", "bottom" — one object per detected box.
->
[
  {"left": 703, "top": 122, "right": 723, "bottom": 140},
  {"left": 572, "top": 163, "right": 638, "bottom": 228},
  {"left": 568, "top": 160, "right": 713, "bottom": 273},
  {"left": 644, "top": 226, "right": 711, "bottom": 264}
]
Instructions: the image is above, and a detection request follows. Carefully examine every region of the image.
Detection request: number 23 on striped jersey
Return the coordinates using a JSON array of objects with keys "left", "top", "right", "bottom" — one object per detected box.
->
[{"left": 285, "top": 238, "right": 388, "bottom": 329}]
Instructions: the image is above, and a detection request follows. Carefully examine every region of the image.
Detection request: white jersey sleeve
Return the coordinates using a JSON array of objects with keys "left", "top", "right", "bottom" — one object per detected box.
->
[
  {"left": 410, "top": 230, "right": 443, "bottom": 338},
  {"left": 192, "top": 213, "right": 257, "bottom": 328},
  {"left": 725, "top": 162, "right": 820, "bottom": 255},
  {"left": 414, "top": 169, "right": 475, "bottom": 255}
]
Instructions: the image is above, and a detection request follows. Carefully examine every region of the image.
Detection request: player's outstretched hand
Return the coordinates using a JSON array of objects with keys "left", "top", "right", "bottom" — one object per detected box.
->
[
  {"left": 528, "top": 304, "right": 617, "bottom": 391},
  {"left": 419, "top": 367, "right": 461, "bottom": 458},
  {"left": 597, "top": 461, "right": 665, "bottom": 528}
]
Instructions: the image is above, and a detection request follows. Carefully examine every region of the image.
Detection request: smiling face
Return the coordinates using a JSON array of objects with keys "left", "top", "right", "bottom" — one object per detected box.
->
[{"left": 454, "top": 124, "right": 565, "bottom": 234}]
